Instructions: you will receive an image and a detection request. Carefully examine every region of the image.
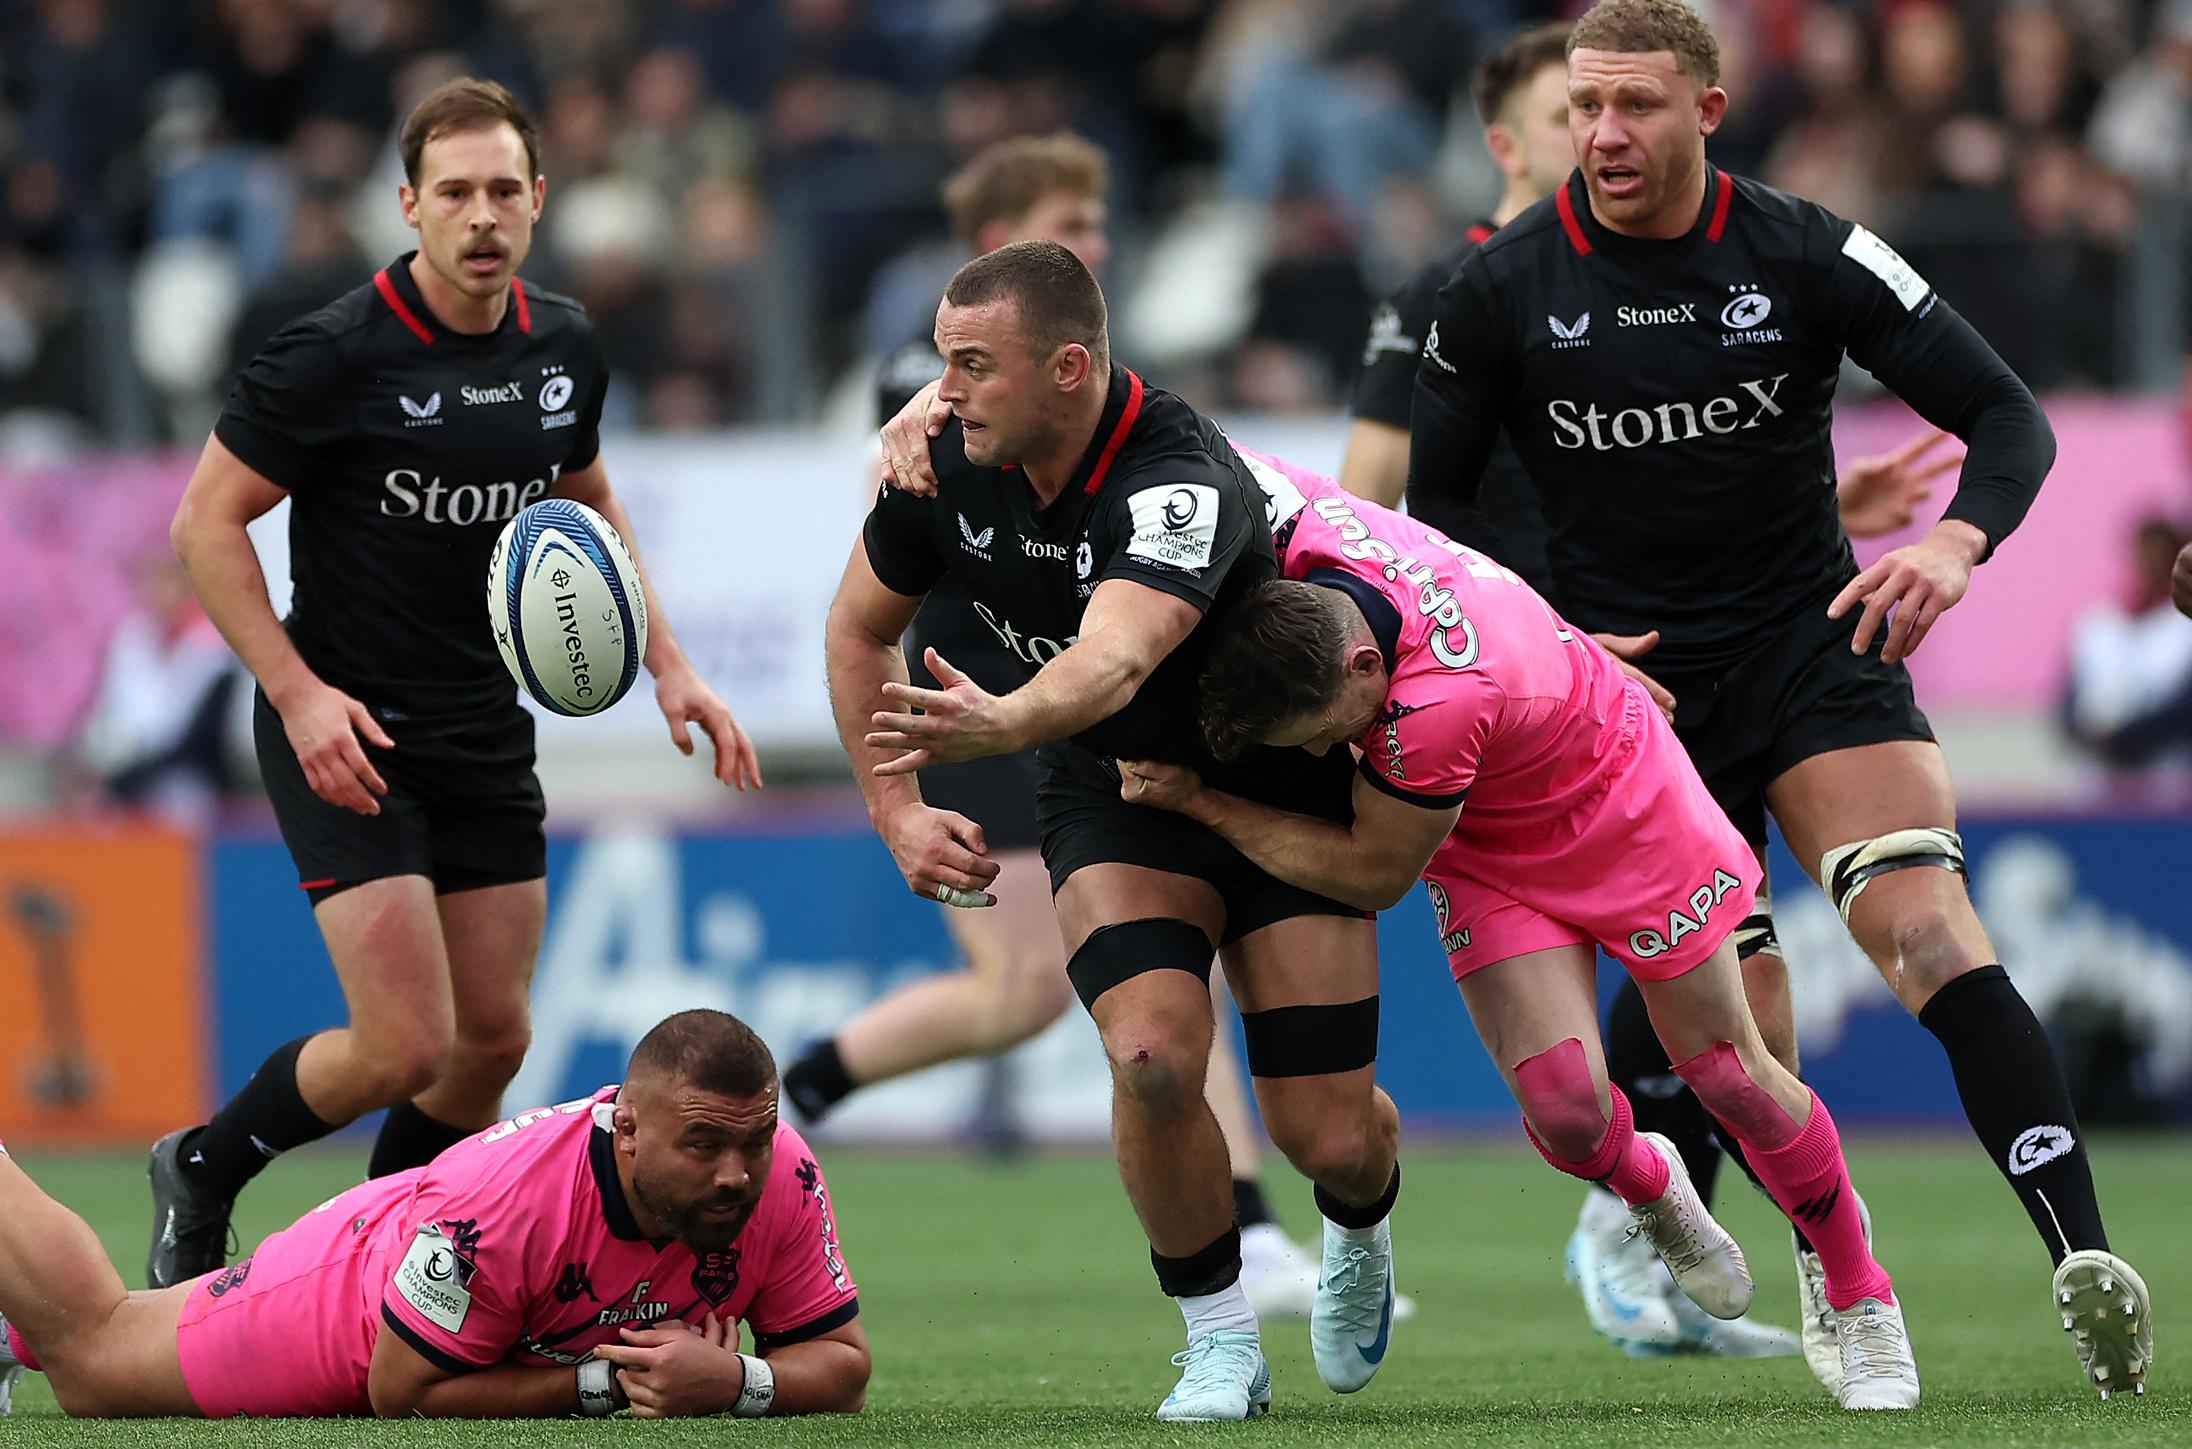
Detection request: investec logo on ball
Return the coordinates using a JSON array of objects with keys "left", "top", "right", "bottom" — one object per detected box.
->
[
  {"left": 1549, "top": 374, "right": 1788, "bottom": 451},
  {"left": 382, "top": 465, "right": 558, "bottom": 524}
]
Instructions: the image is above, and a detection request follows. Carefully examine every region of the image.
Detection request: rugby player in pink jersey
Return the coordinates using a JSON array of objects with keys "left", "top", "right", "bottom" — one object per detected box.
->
[
  {"left": 0, "top": 1010, "right": 867, "bottom": 1420},
  {"left": 1119, "top": 458, "right": 1920, "bottom": 1411}
]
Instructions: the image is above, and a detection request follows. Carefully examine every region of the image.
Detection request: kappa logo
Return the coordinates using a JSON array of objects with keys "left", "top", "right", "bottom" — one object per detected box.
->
[
  {"left": 958, "top": 513, "right": 994, "bottom": 559},
  {"left": 1426, "top": 881, "right": 1471, "bottom": 955},
  {"left": 1628, "top": 868, "right": 1745, "bottom": 959},
  {"left": 2007, "top": 1124, "right": 2075, "bottom": 1176},
  {"left": 1423, "top": 321, "right": 1457, "bottom": 374},
  {"left": 400, "top": 392, "right": 444, "bottom": 427},
  {"left": 1548, "top": 312, "right": 1591, "bottom": 349}
]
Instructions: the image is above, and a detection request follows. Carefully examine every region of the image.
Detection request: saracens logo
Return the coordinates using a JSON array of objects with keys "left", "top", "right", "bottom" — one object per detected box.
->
[
  {"left": 2007, "top": 1124, "right": 2075, "bottom": 1176},
  {"left": 1549, "top": 373, "right": 1789, "bottom": 452},
  {"left": 1426, "top": 881, "right": 1471, "bottom": 954},
  {"left": 1719, "top": 285, "right": 1782, "bottom": 345},
  {"left": 539, "top": 365, "right": 577, "bottom": 429},
  {"left": 1629, "top": 868, "right": 1745, "bottom": 959}
]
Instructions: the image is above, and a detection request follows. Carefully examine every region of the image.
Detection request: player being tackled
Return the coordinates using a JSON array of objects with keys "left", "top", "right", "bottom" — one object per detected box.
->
[{"left": 1120, "top": 458, "right": 1920, "bottom": 1411}]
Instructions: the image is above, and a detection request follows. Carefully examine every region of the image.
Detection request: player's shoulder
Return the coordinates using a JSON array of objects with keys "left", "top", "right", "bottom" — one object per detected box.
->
[
  {"left": 1394, "top": 233, "right": 1487, "bottom": 311},
  {"left": 1118, "top": 378, "right": 1240, "bottom": 483},
  {"left": 514, "top": 278, "right": 597, "bottom": 338},
  {"left": 1470, "top": 192, "right": 1567, "bottom": 270},
  {"left": 1722, "top": 171, "right": 1853, "bottom": 260},
  {"left": 246, "top": 275, "right": 384, "bottom": 367}
]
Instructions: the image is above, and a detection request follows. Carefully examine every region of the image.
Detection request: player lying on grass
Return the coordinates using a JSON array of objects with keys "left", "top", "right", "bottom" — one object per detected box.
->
[
  {"left": 0, "top": 1010, "right": 865, "bottom": 1420},
  {"left": 1117, "top": 458, "right": 1920, "bottom": 1411}
]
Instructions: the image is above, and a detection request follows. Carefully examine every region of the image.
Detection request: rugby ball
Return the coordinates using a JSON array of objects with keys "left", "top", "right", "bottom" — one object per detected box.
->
[{"left": 486, "top": 498, "right": 649, "bottom": 716}]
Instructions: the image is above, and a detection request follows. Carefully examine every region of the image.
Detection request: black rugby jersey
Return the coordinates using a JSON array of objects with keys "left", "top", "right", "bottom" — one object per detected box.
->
[
  {"left": 876, "top": 333, "right": 1033, "bottom": 699},
  {"left": 862, "top": 363, "right": 1280, "bottom": 780},
  {"left": 216, "top": 254, "right": 609, "bottom": 726},
  {"left": 1351, "top": 221, "right": 1554, "bottom": 597},
  {"left": 1408, "top": 168, "right": 2053, "bottom": 675}
]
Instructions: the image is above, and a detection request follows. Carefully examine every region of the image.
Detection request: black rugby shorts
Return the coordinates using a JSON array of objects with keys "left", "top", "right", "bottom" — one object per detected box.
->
[
  {"left": 1034, "top": 739, "right": 1369, "bottom": 945},
  {"left": 254, "top": 689, "right": 547, "bottom": 904},
  {"left": 1659, "top": 602, "right": 1936, "bottom": 845}
]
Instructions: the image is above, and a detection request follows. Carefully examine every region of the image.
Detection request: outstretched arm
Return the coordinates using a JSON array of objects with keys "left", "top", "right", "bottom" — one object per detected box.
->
[
  {"left": 1120, "top": 764, "right": 1460, "bottom": 913},
  {"left": 866, "top": 578, "right": 1201, "bottom": 769}
]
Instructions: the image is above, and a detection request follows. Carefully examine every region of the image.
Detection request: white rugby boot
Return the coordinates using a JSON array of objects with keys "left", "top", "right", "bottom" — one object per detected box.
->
[
  {"left": 1795, "top": 1190, "right": 1872, "bottom": 1391},
  {"left": 1625, "top": 1132, "right": 1753, "bottom": 1321},
  {"left": 1827, "top": 1296, "right": 1920, "bottom": 1410},
  {"left": 2054, "top": 1249, "right": 2152, "bottom": 1400},
  {"left": 1567, "top": 1190, "right": 1686, "bottom": 1351},
  {"left": 1310, "top": 1216, "right": 1397, "bottom": 1393},
  {"left": 0, "top": 1312, "right": 23, "bottom": 1416},
  {"left": 1155, "top": 1330, "right": 1272, "bottom": 1422}
]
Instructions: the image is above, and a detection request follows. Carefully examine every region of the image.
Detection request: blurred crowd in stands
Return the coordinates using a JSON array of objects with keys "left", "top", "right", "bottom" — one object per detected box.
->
[{"left": 3, "top": 0, "right": 2192, "bottom": 454}]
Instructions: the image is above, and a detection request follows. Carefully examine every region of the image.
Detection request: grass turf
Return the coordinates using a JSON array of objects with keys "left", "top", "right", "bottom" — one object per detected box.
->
[{"left": 0, "top": 1133, "right": 2183, "bottom": 1445}]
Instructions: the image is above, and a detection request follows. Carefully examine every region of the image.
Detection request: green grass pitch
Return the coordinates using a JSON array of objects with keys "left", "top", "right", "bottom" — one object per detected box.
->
[{"left": 2, "top": 1133, "right": 2184, "bottom": 1445}]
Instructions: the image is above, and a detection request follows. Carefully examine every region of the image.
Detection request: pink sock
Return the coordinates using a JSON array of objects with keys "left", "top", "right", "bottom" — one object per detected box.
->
[
  {"left": 1526, "top": 1084, "right": 1671, "bottom": 1206},
  {"left": 1742, "top": 1093, "right": 1893, "bottom": 1310},
  {"left": 6, "top": 1321, "right": 40, "bottom": 1373}
]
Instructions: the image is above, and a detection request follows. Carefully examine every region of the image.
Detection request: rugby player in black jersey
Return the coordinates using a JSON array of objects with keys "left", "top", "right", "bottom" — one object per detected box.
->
[
  {"left": 1407, "top": 0, "right": 2149, "bottom": 1399},
  {"left": 830, "top": 242, "right": 1404, "bottom": 1419},
  {"left": 1340, "top": 20, "right": 1957, "bottom": 1362},
  {"left": 153, "top": 80, "right": 758, "bottom": 1290},
  {"left": 784, "top": 135, "right": 1328, "bottom": 1318}
]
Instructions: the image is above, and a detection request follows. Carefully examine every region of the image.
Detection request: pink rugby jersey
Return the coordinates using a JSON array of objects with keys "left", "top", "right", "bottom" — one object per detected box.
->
[
  {"left": 375, "top": 1087, "right": 857, "bottom": 1373},
  {"left": 1235, "top": 450, "right": 1633, "bottom": 833}
]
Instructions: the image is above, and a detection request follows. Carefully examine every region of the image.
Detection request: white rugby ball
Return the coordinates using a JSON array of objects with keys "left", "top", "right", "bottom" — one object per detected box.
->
[{"left": 486, "top": 498, "right": 649, "bottom": 716}]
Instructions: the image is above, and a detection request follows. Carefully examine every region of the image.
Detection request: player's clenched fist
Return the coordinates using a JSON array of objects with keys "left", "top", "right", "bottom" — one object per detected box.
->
[
  {"left": 1118, "top": 759, "right": 1202, "bottom": 814},
  {"left": 1827, "top": 519, "right": 1988, "bottom": 665},
  {"left": 880, "top": 801, "right": 999, "bottom": 907},
  {"left": 272, "top": 678, "right": 393, "bottom": 816},
  {"left": 593, "top": 1315, "right": 740, "bottom": 1419}
]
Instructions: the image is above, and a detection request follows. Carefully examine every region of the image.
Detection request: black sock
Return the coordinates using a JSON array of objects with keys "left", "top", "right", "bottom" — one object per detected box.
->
[
  {"left": 783, "top": 1039, "right": 857, "bottom": 1125},
  {"left": 1921, "top": 964, "right": 2107, "bottom": 1264},
  {"left": 1232, "top": 1176, "right": 1273, "bottom": 1230},
  {"left": 368, "top": 1101, "right": 475, "bottom": 1179},
  {"left": 1152, "top": 1227, "right": 1242, "bottom": 1297},
  {"left": 179, "top": 1036, "right": 339, "bottom": 1201},
  {"left": 1314, "top": 1163, "right": 1400, "bottom": 1231},
  {"left": 1604, "top": 977, "right": 1725, "bottom": 1206}
]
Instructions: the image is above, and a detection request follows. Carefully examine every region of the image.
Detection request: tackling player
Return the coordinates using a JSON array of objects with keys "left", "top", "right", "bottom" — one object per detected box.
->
[
  {"left": 1407, "top": 0, "right": 2149, "bottom": 1398},
  {"left": 785, "top": 135, "right": 1322, "bottom": 1317},
  {"left": 0, "top": 1010, "right": 866, "bottom": 1419},
  {"left": 1115, "top": 458, "right": 1920, "bottom": 1410},
  {"left": 1340, "top": 20, "right": 1955, "bottom": 1360},
  {"left": 158, "top": 80, "right": 759, "bottom": 1290},
  {"left": 830, "top": 241, "right": 1404, "bottom": 1420}
]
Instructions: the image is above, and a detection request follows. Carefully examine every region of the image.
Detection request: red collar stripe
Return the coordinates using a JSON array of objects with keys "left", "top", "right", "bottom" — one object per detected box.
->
[
  {"left": 374, "top": 269, "right": 435, "bottom": 344},
  {"left": 512, "top": 277, "right": 532, "bottom": 334},
  {"left": 1554, "top": 183, "right": 1592, "bottom": 256},
  {"left": 1082, "top": 369, "right": 1145, "bottom": 496},
  {"left": 1466, "top": 222, "right": 1495, "bottom": 245},
  {"left": 1705, "top": 168, "right": 1733, "bottom": 243}
]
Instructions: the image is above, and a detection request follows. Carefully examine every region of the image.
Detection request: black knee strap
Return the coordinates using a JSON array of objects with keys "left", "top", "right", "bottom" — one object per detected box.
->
[
  {"left": 1066, "top": 917, "right": 1213, "bottom": 1012},
  {"left": 1239, "top": 995, "right": 1379, "bottom": 1078}
]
